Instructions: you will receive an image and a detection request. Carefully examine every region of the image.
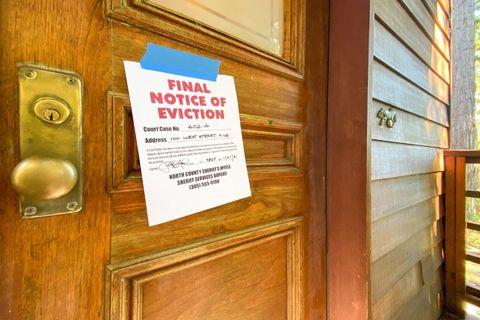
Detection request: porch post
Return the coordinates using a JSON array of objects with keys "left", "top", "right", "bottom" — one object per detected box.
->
[{"left": 327, "top": 0, "right": 373, "bottom": 319}]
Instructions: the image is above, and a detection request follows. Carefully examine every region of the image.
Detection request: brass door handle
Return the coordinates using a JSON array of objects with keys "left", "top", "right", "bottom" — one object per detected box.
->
[
  {"left": 11, "top": 156, "right": 78, "bottom": 200},
  {"left": 15, "top": 64, "right": 83, "bottom": 217}
]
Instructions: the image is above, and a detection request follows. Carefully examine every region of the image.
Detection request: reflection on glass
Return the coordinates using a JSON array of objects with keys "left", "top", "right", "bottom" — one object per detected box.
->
[{"left": 148, "top": 0, "right": 285, "bottom": 56}]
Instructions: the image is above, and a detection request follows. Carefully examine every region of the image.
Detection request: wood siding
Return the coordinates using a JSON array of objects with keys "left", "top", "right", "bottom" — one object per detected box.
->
[{"left": 370, "top": 0, "right": 450, "bottom": 319}]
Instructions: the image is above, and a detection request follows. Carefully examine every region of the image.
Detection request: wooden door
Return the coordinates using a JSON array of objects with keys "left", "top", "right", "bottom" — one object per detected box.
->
[{"left": 0, "top": 0, "right": 328, "bottom": 319}]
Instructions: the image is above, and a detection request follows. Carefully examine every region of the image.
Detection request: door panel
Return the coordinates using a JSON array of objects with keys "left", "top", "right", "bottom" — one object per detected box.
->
[
  {"left": 106, "top": 1, "right": 307, "bottom": 318},
  {"left": 0, "top": 0, "right": 328, "bottom": 318},
  {"left": 108, "top": 219, "right": 302, "bottom": 319}
]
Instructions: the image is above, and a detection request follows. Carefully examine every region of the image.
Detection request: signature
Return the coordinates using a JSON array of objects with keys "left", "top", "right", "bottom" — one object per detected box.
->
[{"left": 157, "top": 159, "right": 192, "bottom": 172}]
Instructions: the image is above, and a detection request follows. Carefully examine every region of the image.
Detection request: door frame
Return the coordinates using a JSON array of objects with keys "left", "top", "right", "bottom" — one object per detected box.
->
[
  {"left": 304, "top": 0, "right": 329, "bottom": 318},
  {"left": 327, "top": 0, "right": 372, "bottom": 319}
]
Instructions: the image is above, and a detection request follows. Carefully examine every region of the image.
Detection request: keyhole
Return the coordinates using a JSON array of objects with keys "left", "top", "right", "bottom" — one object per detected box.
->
[
  {"left": 33, "top": 98, "right": 70, "bottom": 124},
  {"left": 42, "top": 109, "right": 60, "bottom": 122}
]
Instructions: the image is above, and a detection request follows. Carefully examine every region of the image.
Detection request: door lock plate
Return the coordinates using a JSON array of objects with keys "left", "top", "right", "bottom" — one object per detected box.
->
[{"left": 16, "top": 64, "right": 83, "bottom": 218}]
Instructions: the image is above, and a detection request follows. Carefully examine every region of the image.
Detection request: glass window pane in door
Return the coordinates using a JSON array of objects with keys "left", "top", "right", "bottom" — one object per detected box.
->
[{"left": 149, "top": 0, "right": 285, "bottom": 56}]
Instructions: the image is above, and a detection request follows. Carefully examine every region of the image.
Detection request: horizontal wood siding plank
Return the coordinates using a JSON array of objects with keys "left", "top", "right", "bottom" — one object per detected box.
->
[
  {"left": 372, "top": 62, "right": 449, "bottom": 127},
  {"left": 372, "top": 249, "right": 442, "bottom": 320},
  {"left": 402, "top": 0, "right": 450, "bottom": 41},
  {"left": 370, "top": 0, "right": 449, "bottom": 317},
  {"left": 371, "top": 172, "right": 444, "bottom": 221},
  {"left": 439, "top": 0, "right": 450, "bottom": 13},
  {"left": 371, "top": 101, "right": 448, "bottom": 148},
  {"left": 434, "top": 245, "right": 443, "bottom": 270},
  {"left": 424, "top": 0, "right": 450, "bottom": 21},
  {"left": 371, "top": 196, "right": 443, "bottom": 261},
  {"left": 425, "top": 0, "right": 450, "bottom": 15},
  {"left": 423, "top": 0, "right": 451, "bottom": 40},
  {"left": 371, "top": 141, "right": 444, "bottom": 180},
  {"left": 371, "top": 222, "right": 443, "bottom": 303},
  {"left": 397, "top": 268, "right": 443, "bottom": 320},
  {"left": 401, "top": 287, "right": 431, "bottom": 320},
  {"left": 373, "top": 21, "right": 449, "bottom": 103},
  {"left": 372, "top": 263, "right": 424, "bottom": 320},
  {"left": 374, "top": 0, "right": 450, "bottom": 78}
]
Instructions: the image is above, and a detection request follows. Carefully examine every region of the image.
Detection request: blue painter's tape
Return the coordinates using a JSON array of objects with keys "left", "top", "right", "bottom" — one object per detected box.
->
[{"left": 140, "top": 43, "right": 221, "bottom": 81}]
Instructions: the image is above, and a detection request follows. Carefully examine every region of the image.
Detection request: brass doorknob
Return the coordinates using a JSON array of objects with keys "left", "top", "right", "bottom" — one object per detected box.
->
[{"left": 11, "top": 156, "right": 78, "bottom": 200}]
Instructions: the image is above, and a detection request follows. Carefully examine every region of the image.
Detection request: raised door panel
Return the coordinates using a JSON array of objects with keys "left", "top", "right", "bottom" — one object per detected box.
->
[
  {"left": 105, "top": 0, "right": 310, "bottom": 318},
  {"left": 107, "top": 219, "right": 302, "bottom": 319},
  {"left": 107, "top": 93, "right": 304, "bottom": 193}
]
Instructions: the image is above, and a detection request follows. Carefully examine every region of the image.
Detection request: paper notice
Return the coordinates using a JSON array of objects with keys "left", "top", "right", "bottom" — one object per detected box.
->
[{"left": 123, "top": 61, "right": 251, "bottom": 226}]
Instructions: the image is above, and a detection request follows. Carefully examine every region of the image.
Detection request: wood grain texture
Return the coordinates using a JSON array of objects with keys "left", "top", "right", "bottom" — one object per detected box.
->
[
  {"left": 111, "top": 176, "right": 303, "bottom": 262},
  {"left": 0, "top": 0, "right": 110, "bottom": 319},
  {"left": 371, "top": 172, "right": 443, "bottom": 222},
  {"left": 303, "top": 0, "right": 329, "bottom": 318},
  {"left": 107, "top": 92, "right": 305, "bottom": 193},
  {"left": 371, "top": 196, "right": 443, "bottom": 262},
  {"left": 373, "top": 21, "right": 449, "bottom": 104},
  {"left": 423, "top": 0, "right": 451, "bottom": 39},
  {"left": 369, "top": 0, "right": 450, "bottom": 317},
  {"left": 111, "top": 21, "right": 304, "bottom": 122},
  {"left": 401, "top": 0, "right": 450, "bottom": 59},
  {"left": 371, "top": 101, "right": 448, "bottom": 148},
  {"left": 424, "top": 0, "right": 450, "bottom": 17},
  {"left": 444, "top": 156, "right": 457, "bottom": 312},
  {"left": 372, "top": 263, "right": 424, "bottom": 320},
  {"left": 106, "top": 1, "right": 329, "bottom": 318},
  {"left": 372, "top": 62, "right": 449, "bottom": 127},
  {"left": 107, "top": 93, "right": 141, "bottom": 192},
  {"left": 444, "top": 150, "right": 480, "bottom": 157},
  {"left": 374, "top": 0, "right": 450, "bottom": 79},
  {"left": 450, "top": 0, "right": 475, "bottom": 152},
  {"left": 454, "top": 157, "right": 467, "bottom": 317},
  {"left": 371, "top": 141, "right": 444, "bottom": 180},
  {"left": 140, "top": 237, "right": 288, "bottom": 320},
  {"left": 106, "top": 0, "right": 305, "bottom": 78},
  {"left": 107, "top": 218, "right": 302, "bottom": 320},
  {"left": 108, "top": 1, "right": 308, "bottom": 264},
  {"left": 372, "top": 254, "right": 443, "bottom": 320},
  {"left": 327, "top": 0, "right": 370, "bottom": 318},
  {"left": 401, "top": 0, "right": 450, "bottom": 40},
  {"left": 424, "top": 0, "right": 451, "bottom": 23},
  {"left": 241, "top": 114, "right": 304, "bottom": 172},
  {"left": 396, "top": 269, "right": 443, "bottom": 320},
  {"left": 1, "top": 0, "right": 327, "bottom": 318},
  {"left": 371, "top": 223, "right": 443, "bottom": 303}
]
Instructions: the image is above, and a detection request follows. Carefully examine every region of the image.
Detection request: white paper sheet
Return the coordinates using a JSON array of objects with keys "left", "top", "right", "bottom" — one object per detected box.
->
[{"left": 124, "top": 61, "right": 251, "bottom": 226}]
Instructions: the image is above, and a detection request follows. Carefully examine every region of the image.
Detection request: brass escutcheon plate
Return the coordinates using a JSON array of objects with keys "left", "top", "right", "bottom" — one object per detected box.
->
[{"left": 17, "top": 64, "right": 83, "bottom": 218}]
